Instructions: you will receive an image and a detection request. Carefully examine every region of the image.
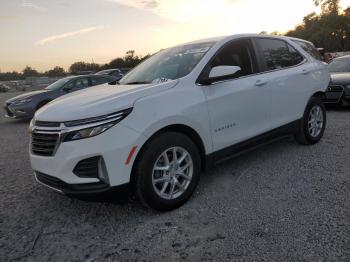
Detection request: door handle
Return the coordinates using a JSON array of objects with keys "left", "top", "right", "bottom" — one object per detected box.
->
[{"left": 255, "top": 80, "right": 268, "bottom": 86}]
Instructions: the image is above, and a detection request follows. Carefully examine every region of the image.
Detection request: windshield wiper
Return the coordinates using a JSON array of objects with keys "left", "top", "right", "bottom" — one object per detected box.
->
[{"left": 124, "top": 81, "right": 150, "bottom": 85}]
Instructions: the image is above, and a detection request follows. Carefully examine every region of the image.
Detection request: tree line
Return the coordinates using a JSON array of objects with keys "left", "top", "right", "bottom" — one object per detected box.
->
[
  {"left": 286, "top": 0, "right": 350, "bottom": 52},
  {"left": 1, "top": 0, "right": 349, "bottom": 81},
  {"left": 0, "top": 50, "right": 150, "bottom": 81}
]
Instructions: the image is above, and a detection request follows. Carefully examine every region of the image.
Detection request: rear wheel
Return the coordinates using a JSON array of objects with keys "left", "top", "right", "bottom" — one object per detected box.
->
[
  {"left": 295, "top": 98, "right": 326, "bottom": 145},
  {"left": 133, "top": 132, "right": 201, "bottom": 211}
]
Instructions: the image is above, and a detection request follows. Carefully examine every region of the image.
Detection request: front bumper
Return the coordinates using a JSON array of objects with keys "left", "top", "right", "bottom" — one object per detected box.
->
[
  {"left": 324, "top": 85, "right": 350, "bottom": 105},
  {"left": 30, "top": 122, "right": 146, "bottom": 192},
  {"left": 4, "top": 103, "right": 33, "bottom": 119}
]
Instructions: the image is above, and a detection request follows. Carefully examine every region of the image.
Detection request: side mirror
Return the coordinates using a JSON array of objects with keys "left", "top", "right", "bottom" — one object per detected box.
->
[{"left": 200, "top": 66, "right": 241, "bottom": 85}]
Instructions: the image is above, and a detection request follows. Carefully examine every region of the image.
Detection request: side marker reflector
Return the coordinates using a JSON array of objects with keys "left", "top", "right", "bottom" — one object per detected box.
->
[{"left": 125, "top": 146, "right": 137, "bottom": 165}]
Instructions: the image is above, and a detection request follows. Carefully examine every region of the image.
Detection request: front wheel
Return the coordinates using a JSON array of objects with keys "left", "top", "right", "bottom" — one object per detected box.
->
[
  {"left": 133, "top": 132, "right": 201, "bottom": 211},
  {"left": 295, "top": 98, "right": 326, "bottom": 145}
]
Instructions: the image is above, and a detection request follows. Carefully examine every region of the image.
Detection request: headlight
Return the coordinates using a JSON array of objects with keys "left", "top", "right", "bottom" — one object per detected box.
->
[
  {"left": 62, "top": 108, "right": 132, "bottom": 142},
  {"left": 64, "top": 108, "right": 132, "bottom": 127},
  {"left": 63, "top": 122, "right": 116, "bottom": 142},
  {"left": 28, "top": 118, "right": 35, "bottom": 134},
  {"left": 346, "top": 85, "right": 350, "bottom": 90},
  {"left": 13, "top": 97, "right": 32, "bottom": 105}
]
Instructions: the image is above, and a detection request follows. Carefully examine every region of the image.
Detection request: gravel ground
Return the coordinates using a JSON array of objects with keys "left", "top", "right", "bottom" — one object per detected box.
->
[{"left": 0, "top": 92, "right": 349, "bottom": 261}]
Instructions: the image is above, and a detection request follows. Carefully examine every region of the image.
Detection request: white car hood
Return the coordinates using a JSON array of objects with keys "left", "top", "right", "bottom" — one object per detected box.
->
[{"left": 35, "top": 80, "right": 178, "bottom": 122}]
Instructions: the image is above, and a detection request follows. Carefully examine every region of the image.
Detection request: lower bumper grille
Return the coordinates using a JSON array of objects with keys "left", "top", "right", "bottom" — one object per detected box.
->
[
  {"left": 36, "top": 172, "right": 65, "bottom": 189},
  {"left": 4, "top": 106, "right": 14, "bottom": 117},
  {"left": 31, "top": 132, "right": 59, "bottom": 156},
  {"left": 328, "top": 85, "right": 344, "bottom": 92},
  {"left": 35, "top": 172, "right": 109, "bottom": 194},
  {"left": 73, "top": 156, "right": 101, "bottom": 178},
  {"left": 325, "top": 85, "right": 344, "bottom": 103},
  {"left": 343, "top": 91, "right": 350, "bottom": 102}
]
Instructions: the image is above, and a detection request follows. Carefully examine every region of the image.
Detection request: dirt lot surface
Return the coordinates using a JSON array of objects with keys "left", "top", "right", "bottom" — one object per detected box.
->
[{"left": 0, "top": 92, "right": 349, "bottom": 261}]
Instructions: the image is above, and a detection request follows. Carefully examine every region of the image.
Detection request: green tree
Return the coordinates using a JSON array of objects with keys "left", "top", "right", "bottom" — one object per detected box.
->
[
  {"left": 314, "top": 0, "right": 340, "bottom": 14},
  {"left": 69, "top": 62, "right": 100, "bottom": 73},
  {"left": 0, "top": 71, "right": 23, "bottom": 81},
  {"left": 105, "top": 51, "right": 150, "bottom": 69},
  {"left": 22, "top": 66, "right": 39, "bottom": 77},
  {"left": 344, "top": 6, "right": 350, "bottom": 16},
  {"left": 286, "top": 4, "right": 350, "bottom": 52},
  {"left": 124, "top": 50, "right": 141, "bottom": 67},
  {"left": 45, "top": 66, "right": 66, "bottom": 77},
  {"left": 108, "top": 58, "right": 125, "bottom": 68}
]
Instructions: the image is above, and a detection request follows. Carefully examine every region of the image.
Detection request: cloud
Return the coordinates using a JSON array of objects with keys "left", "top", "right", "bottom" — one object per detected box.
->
[
  {"left": 149, "top": 27, "right": 164, "bottom": 33},
  {"left": 108, "top": 0, "right": 239, "bottom": 22},
  {"left": 108, "top": 0, "right": 158, "bottom": 10},
  {"left": 20, "top": 0, "right": 47, "bottom": 11},
  {"left": 35, "top": 25, "right": 107, "bottom": 46}
]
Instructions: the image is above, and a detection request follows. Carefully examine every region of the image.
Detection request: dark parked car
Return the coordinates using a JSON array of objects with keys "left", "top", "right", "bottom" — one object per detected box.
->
[
  {"left": 4, "top": 74, "right": 115, "bottom": 119},
  {"left": 324, "top": 55, "right": 350, "bottom": 106},
  {"left": 96, "top": 69, "right": 124, "bottom": 81}
]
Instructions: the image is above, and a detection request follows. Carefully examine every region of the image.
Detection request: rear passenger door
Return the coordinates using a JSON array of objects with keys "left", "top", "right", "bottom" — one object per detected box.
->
[{"left": 253, "top": 37, "right": 311, "bottom": 129}]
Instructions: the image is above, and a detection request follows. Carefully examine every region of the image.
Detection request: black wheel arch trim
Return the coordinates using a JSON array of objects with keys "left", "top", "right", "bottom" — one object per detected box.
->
[{"left": 205, "top": 119, "right": 302, "bottom": 168}]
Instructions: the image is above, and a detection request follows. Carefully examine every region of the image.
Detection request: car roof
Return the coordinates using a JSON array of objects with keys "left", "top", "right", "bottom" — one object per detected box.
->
[
  {"left": 333, "top": 55, "right": 350, "bottom": 61},
  {"left": 176, "top": 34, "right": 310, "bottom": 48},
  {"left": 63, "top": 75, "right": 88, "bottom": 79},
  {"left": 98, "top": 69, "right": 118, "bottom": 72},
  {"left": 62, "top": 75, "right": 110, "bottom": 80}
]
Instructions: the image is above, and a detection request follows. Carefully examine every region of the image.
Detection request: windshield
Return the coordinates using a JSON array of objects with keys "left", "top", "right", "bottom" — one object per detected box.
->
[
  {"left": 328, "top": 58, "right": 350, "bottom": 73},
  {"left": 119, "top": 42, "right": 215, "bottom": 85},
  {"left": 45, "top": 78, "right": 72, "bottom": 90},
  {"left": 96, "top": 69, "right": 115, "bottom": 75}
]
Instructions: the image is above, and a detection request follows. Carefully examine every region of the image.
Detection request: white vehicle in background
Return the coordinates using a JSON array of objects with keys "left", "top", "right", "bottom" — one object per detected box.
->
[
  {"left": 0, "top": 83, "right": 11, "bottom": 92},
  {"left": 29, "top": 34, "right": 330, "bottom": 211}
]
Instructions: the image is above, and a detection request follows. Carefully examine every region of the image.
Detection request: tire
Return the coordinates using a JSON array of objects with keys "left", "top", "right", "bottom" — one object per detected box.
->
[
  {"left": 295, "top": 98, "right": 326, "bottom": 145},
  {"left": 133, "top": 132, "right": 201, "bottom": 211}
]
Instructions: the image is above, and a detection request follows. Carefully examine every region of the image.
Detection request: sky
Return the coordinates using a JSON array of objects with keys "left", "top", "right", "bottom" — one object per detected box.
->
[{"left": 1, "top": 0, "right": 350, "bottom": 72}]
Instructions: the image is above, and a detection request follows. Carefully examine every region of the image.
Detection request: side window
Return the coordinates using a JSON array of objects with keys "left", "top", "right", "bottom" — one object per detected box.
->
[
  {"left": 111, "top": 71, "right": 122, "bottom": 77},
  {"left": 211, "top": 39, "right": 257, "bottom": 77},
  {"left": 91, "top": 76, "right": 109, "bottom": 86},
  {"left": 294, "top": 40, "right": 323, "bottom": 61},
  {"left": 256, "top": 38, "right": 304, "bottom": 71},
  {"left": 69, "top": 78, "right": 89, "bottom": 90}
]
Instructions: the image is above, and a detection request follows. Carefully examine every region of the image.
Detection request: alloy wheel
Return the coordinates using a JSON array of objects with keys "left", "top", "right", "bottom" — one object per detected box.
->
[
  {"left": 152, "top": 147, "right": 193, "bottom": 200},
  {"left": 308, "top": 105, "right": 324, "bottom": 138}
]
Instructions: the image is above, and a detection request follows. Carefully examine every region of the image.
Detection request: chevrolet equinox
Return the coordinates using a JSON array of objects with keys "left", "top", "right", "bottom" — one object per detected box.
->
[{"left": 29, "top": 34, "right": 330, "bottom": 211}]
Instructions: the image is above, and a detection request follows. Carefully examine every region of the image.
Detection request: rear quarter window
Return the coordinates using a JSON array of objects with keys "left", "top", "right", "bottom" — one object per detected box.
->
[
  {"left": 256, "top": 38, "right": 305, "bottom": 71},
  {"left": 294, "top": 40, "right": 322, "bottom": 61},
  {"left": 91, "top": 76, "right": 110, "bottom": 86}
]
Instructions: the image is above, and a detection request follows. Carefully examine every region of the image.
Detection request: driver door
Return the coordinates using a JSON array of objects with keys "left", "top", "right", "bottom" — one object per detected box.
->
[{"left": 202, "top": 38, "right": 271, "bottom": 152}]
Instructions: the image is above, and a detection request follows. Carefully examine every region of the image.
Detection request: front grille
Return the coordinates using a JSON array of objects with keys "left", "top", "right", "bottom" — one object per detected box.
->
[
  {"left": 343, "top": 91, "right": 350, "bottom": 102},
  {"left": 31, "top": 132, "right": 60, "bottom": 156},
  {"left": 328, "top": 85, "right": 344, "bottom": 92},
  {"left": 35, "top": 121, "right": 61, "bottom": 127},
  {"left": 73, "top": 156, "right": 101, "bottom": 178}
]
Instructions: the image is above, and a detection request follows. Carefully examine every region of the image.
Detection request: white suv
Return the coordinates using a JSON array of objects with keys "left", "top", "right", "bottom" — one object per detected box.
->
[{"left": 29, "top": 34, "right": 330, "bottom": 211}]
